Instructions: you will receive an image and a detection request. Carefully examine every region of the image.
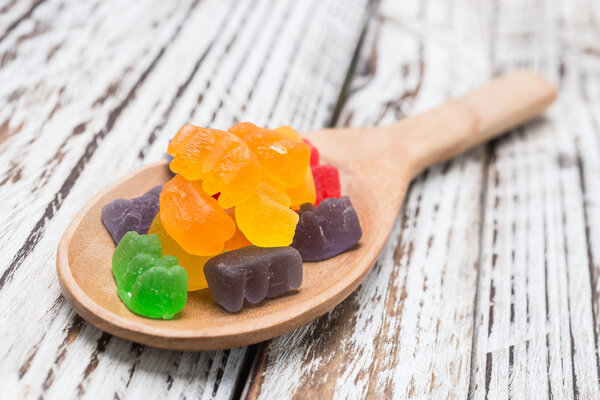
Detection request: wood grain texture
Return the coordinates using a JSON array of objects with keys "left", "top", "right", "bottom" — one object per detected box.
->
[
  {"left": 55, "top": 71, "right": 554, "bottom": 351},
  {"left": 469, "top": 1, "right": 600, "bottom": 398},
  {"left": 245, "top": 1, "right": 493, "bottom": 398},
  {"left": 243, "top": 0, "right": 600, "bottom": 399},
  {"left": 3, "top": 0, "right": 600, "bottom": 398},
  {"left": 0, "top": 0, "right": 371, "bottom": 397}
]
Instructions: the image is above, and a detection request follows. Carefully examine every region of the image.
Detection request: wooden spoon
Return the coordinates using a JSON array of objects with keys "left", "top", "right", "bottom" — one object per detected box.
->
[{"left": 57, "top": 71, "right": 557, "bottom": 351}]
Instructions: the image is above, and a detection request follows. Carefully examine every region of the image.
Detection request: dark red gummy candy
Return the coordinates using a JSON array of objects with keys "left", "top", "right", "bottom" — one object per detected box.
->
[
  {"left": 292, "top": 196, "right": 362, "bottom": 261},
  {"left": 312, "top": 164, "right": 340, "bottom": 205},
  {"left": 102, "top": 186, "right": 162, "bottom": 244},
  {"left": 303, "top": 138, "right": 320, "bottom": 167},
  {"left": 204, "top": 246, "right": 303, "bottom": 312}
]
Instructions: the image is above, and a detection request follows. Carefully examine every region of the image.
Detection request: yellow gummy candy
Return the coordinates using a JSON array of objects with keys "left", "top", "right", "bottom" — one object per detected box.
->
[{"left": 235, "top": 182, "right": 299, "bottom": 247}]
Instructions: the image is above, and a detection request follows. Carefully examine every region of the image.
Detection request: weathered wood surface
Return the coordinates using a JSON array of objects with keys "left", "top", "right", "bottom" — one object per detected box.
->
[
  {"left": 0, "top": 0, "right": 371, "bottom": 398},
  {"left": 2, "top": 0, "right": 600, "bottom": 399},
  {"left": 469, "top": 1, "right": 600, "bottom": 398},
  {"left": 244, "top": 0, "right": 600, "bottom": 399},
  {"left": 244, "top": 1, "right": 487, "bottom": 398}
]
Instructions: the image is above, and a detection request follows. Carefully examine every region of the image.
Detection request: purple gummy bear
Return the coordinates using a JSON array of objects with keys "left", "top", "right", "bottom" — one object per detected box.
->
[
  {"left": 101, "top": 186, "right": 162, "bottom": 244},
  {"left": 204, "top": 246, "right": 303, "bottom": 312},
  {"left": 292, "top": 196, "right": 362, "bottom": 262}
]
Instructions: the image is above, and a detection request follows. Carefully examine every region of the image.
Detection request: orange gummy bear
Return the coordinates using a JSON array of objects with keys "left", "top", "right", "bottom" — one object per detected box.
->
[
  {"left": 229, "top": 122, "right": 310, "bottom": 189},
  {"left": 160, "top": 175, "right": 236, "bottom": 256},
  {"left": 149, "top": 210, "right": 250, "bottom": 291},
  {"left": 235, "top": 182, "right": 299, "bottom": 247},
  {"left": 168, "top": 125, "right": 261, "bottom": 208},
  {"left": 230, "top": 123, "right": 315, "bottom": 208}
]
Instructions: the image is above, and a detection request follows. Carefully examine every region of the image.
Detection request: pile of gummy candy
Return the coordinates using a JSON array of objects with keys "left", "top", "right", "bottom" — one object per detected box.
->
[{"left": 102, "top": 123, "right": 362, "bottom": 317}]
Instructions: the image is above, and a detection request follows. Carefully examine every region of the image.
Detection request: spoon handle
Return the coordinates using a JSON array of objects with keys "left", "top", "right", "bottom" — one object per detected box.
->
[{"left": 399, "top": 70, "right": 558, "bottom": 177}]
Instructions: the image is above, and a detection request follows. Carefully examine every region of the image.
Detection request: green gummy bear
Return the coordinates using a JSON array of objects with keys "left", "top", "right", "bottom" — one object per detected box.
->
[{"left": 112, "top": 231, "right": 188, "bottom": 319}]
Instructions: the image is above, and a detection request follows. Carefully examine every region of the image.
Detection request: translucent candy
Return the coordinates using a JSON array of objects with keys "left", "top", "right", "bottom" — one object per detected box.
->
[
  {"left": 312, "top": 165, "right": 341, "bottom": 205},
  {"left": 235, "top": 182, "right": 299, "bottom": 247},
  {"left": 302, "top": 138, "right": 320, "bottom": 166},
  {"left": 229, "top": 122, "right": 310, "bottom": 188},
  {"left": 292, "top": 196, "right": 362, "bottom": 261},
  {"left": 204, "top": 246, "right": 302, "bottom": 312},
  {"left": 159, "top": 174, "right": 235, "bottom": 256},
  {"left": 223, "top": 208, "right": 252, "bottom": 250},
  {"left": 112, "top": 231, "right": 188, "bottom": 319},
  {"left": 230, "top": 122, "right": 315, "bottom": 213},
  {"left": 285, "top": 166, "right": 316, "bottom": 210},
  {"left": 148, "top": 214, "right": 212, "bottom": 291},
  {"left": 168, "top": 125, "right": 260, "bottom": 208}
]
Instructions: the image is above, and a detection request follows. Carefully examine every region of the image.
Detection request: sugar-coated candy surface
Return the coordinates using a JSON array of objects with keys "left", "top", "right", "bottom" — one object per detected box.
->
[
  {"left": 229, "top": 122, "right": 311, "bottom": 188},
  {"left": 112, "top": 231, "right": 188, "bottom": 319},
  {"left": 312, "top": 165, "right": 341, "bottom": 206},
  {"left": 302, "top": 138, "right": 320, "bottom": 166},
  {"left": 230, "top": 122, "right": 315, "bottom": 210},
  {"left": 148, "top": 210, "right": 250, "bottom": 291},
  {"left": 101, "top": 186, "right": 162, "bottom": 244},
  {"left": 204, "top": 246, "right": 303, "bottom": 312},
  {"left": 168, "top": 125, "right": 260, "bottom": 208},
  {"left": 235, "top": 182, "right": 299, "bottom": 247},
  {"left": 292, "top": 196, "right": 362, "bottom": 261},
  {"left": 285, "top": 167, "right": 316, "bottom": 210},
  {"left": 160, "top": 175, "right": 235, "bottom": 256}
]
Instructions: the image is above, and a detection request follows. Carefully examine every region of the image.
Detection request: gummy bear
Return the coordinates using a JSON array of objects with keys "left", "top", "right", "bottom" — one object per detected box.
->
[
  {"left": 235, "top": 182, "right": 299, "bottom": 247},
  {"left": 112, "top": 231, "right": 188, "bottom": 319},
  {"left": 148, "top": 210, "right": 250, "bottom": 291},
  {"left": 160, "top": 174, "right": 236, "bottom": 256},
  {"left": 102, "top": 186, "right": 162, "bottom": 244},
  {"left": 312, "top": 164, "right": 341, "bottom": 206},
  {"left": 229, "top": 122, "right": 310, "bottom": 188},
  {"left": 230, "top": 123, "right": 315, "bottom": 209},
  {"left": 204, "top": 245, "right": 303, "bottom": 312},
  {"left": 168, "top": 125, "right": 260, "bottom": 208},
  {"left": 292, "top": 196, "right": 362, "bottom": 261}
]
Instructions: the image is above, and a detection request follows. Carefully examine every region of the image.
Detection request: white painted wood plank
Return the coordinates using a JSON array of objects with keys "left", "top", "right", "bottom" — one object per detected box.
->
[
  {"left": 0, "top": 0, "right": 197, "bottom": 279},
  {"left": 0, "top": 0, "right": 46, "bottom": 41},
  {"left": 469, "top": 0, "right": 600, "bottom": 398},
  {"left": 246, "top": 1, "right": 493, "bottom": 398},
  {"left": 246, "top": 0, "right": 600, "bottom": 398},
  {"left": 0, "top": 0, "right": 371, "bottom": 398}
]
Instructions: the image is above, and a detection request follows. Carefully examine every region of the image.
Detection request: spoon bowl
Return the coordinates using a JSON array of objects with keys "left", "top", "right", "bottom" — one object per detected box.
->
[
  {"left": 57, "top": 160, "right": 391, "bottom": 350},
  {"left": 57, "top": 71, "right": 557, "bottom": 350}
]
